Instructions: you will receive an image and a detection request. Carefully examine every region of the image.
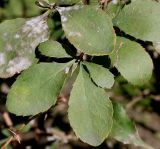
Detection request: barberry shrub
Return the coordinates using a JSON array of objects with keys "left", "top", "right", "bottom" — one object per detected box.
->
[{"left": 1, "top": 0, "right": 159, "bottom": 148}]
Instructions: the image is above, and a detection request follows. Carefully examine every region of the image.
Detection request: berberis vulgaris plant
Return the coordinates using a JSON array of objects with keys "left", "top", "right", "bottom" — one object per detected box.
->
[{"left": 0, "top": 0, "right": 158, "bottom": 148}]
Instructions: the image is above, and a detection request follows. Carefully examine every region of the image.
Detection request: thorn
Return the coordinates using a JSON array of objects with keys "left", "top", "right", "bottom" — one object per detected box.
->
[
  {"left": 8, "top": 129, "right": 21, "bottom": 144},
  {"left": 44, "top": 113, "right": 48, "bottom": 121}
]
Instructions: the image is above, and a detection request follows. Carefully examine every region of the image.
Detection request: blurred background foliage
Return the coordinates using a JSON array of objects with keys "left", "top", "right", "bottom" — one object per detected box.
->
[
  {"left": 0, "top": 0, "right": 40, "bottom": 19},
  {"left": 0, "top": 0, "right": 160, "bottom": 149}
]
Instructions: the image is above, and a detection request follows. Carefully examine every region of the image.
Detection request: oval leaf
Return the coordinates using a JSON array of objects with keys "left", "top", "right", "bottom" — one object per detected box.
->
[
  {"left": 6, "top": 62, "right": 72, "bottom": 116},
  {"left": 57, "top": 5, "right": 116, "bottom": 55},
  {"left": 113, "top": 0, "right": 160, "bottom": 42},
  {"left": 83, "top": 62, "right": 114, "bottom": 89},
  {"left": 110, "top": 103, "right": 153, "bottom": 149},
  {"left": 38, "top": 40, "right": 71, "bottom": 58},
  {"left": 0, "top": 12, "right": 49, "bottom": 78},
  {"left": 68, "top": 64, "right": 113, "bottom": 146},
  {"left": 110, "top": 37, "right": 153, "bottom": 86}
]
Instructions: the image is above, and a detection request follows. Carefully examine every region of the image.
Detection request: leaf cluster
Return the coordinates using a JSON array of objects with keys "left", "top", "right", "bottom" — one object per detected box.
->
[{"left": 0, "top": 0, "right": 158, "bottom": 148}]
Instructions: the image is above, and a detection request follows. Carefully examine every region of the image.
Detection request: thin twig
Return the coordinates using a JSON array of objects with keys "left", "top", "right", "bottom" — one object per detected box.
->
[
  {"left": 2, "top": 112, "right": 13, "bottom": 127},
  {"left": 126, "top": 96, "right": 142, "bottom": 109},
  {"left": 1, "top": 137, "right": 13, "bottom": 149}
]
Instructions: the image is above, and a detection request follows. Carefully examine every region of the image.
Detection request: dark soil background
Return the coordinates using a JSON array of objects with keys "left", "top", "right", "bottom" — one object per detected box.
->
[{"left": 1, "top": 0, "right": 160, "bottom": 149}]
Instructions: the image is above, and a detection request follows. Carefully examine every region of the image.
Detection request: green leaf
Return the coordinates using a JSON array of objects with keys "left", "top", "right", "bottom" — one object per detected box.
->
[
  {"left": 83, "top": 62, "right": 114, "bottom": 89},
  {"left": 89, "top": 0, "right": 99, "bottom": 5},
  {"left": 57, "top": 5, "right": 115, "bottom": 55},
  {"left": 68, "top": 64, "right": 113, "bottom": 146},
  {"left": 110, "top": 37, "right": 153, "bottom": 86},
  {"left": 60, "top": 62, "right": 79, "bottom": 98},
  {"left": 113, "top": 0, "right": 160, "bottom": 42},
  {"left": 6, "top": 62, "right": 73, "bottom": 116},
  {"left": 106, "top": 0, "right": 122, "bottom": 19},
  {"left": 0, "top": 12, "right": 49, "bottom": 78},
  {"left": 5, "top": 0, "right": 23, "bottom": 17},
  {"left": 24, "top": 0, "right": 41, "bottom": 17},
  {"left": 38, "top": 40, "right": 71, "bottom": 58},
  {"left": 4, "top": 0, "right": 40, "bottom": 18},
  {"left": 110, "top": 103, "right": 153, "bottom": 149}
]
